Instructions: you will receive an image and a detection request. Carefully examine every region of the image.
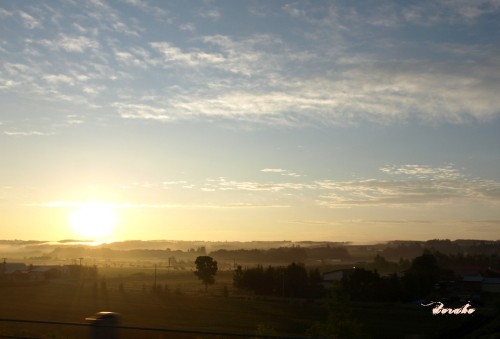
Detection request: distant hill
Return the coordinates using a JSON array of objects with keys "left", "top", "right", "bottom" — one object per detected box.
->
[{"left": 1, "top": 239, "right": 500, "bottom": 262}]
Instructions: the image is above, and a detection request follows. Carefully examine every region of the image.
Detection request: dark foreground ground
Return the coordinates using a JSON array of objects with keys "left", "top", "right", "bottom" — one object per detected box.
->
[{"left": 1, "top": 269, "right": 499, "bottom": 338}]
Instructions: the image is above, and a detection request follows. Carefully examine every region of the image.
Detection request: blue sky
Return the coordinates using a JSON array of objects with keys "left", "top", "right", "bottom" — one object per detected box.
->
[{"left": 1, "top": 0, "right": 499, "bottom": 242}]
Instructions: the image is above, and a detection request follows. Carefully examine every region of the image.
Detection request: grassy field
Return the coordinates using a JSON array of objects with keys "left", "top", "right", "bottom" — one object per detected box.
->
[
  {"left": 0, "top": 269, "right": 322, "bottom": 338},
  {"left": 0, "top": 267, "right": 495, "bottom": 338}
]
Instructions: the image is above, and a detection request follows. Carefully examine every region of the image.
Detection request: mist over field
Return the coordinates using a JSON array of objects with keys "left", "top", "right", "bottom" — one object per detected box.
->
[{"left": 2, "top": 238, "right": 500, "bottom": 338}]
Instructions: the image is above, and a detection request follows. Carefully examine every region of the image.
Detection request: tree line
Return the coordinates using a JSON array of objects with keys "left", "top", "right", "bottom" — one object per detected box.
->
[
  {"left": 341, "top": 253, "right": 442, "bottom": 302},
  {"left": 212, "top": 246, "right": 350, "bottom": 263},
  {"left": 230, "top": 253, "right": 441, "bottom": 302},
  {"left": 231, "top": 249, "right": 500, "bottom": 302},
  {"left": 233, "top": 262, "right": 323, "bottom": 298}
]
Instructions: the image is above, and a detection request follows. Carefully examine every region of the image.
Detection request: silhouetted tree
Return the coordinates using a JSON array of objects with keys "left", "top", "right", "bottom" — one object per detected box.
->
[
  {"left": 284, "top": 262, "right": 308, "bottom": 297},
  {"left": 233, "top": 265, "right": 244, "bottom": 289},
  {"left": 409, "top": 252, "right": 440, "bottom": 278},
  {"left": 308, "top": 268, "right": 324, "bottom": 299},
  {"left": 371, "top": 254, "right": 399, "bottom": 272},
  {"left": 309, "top": 281, "right": 367, "bottom": 338},
  {"left": 343, "top": 268, "right": 380, "bottom": 301},
  {"left": 381, "top": 273, "right": 403, "bottom": 302},
  {"left": 401, "top": 252, "right": 441, "bottom": 300},
  {"left": 194, "top": 256, "right": 218, "bottom": 292},
  {"left": 381, "top": 243, "right": 423, "bottom": 260}
]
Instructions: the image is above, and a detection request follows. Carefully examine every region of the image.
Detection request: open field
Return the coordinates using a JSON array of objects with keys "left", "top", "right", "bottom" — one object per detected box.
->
[
  {"left": 0, "top": 270, "right": 322, "bottom": 338},
  {"left": 1, "top": 266, "right": 497, "bottom": 338}
]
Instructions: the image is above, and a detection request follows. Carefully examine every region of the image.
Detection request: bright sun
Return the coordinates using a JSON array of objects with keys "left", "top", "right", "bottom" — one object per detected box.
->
[{"left": 70, "top": 203, "right": 117, "bottom": 239}]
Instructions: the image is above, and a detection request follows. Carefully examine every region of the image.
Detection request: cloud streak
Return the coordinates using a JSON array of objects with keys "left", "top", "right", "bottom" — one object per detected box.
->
[
  {"left": 316, "top": 165, "right": 500, "bottom": 208},
  {"left": 201, "top": 165, "right": 500, "bottom": 208},
  {"left": 27, "top": 201, "right": 289, "bottom": 209}
]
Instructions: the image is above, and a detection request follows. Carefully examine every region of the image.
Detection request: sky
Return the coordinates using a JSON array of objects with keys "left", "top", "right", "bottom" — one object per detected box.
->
[{"left": 1, "top": 0, "right": 500, "bottom": 243}]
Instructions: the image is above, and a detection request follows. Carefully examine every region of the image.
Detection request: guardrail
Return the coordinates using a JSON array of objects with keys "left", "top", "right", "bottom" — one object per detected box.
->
[{"left": 0, "top": 315, "right": 316, "bottom": 339}]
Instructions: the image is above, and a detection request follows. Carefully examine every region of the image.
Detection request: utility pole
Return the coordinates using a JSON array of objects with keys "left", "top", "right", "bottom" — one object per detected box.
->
[
  {"left": 167, "top": 257, "right": 175, "bottom": 273},
  {"left": 282, "top": 269, "right": 285, "bottom": 298},
  {"left": 153, "top": 264, "right": 157, "bottom": 291}
]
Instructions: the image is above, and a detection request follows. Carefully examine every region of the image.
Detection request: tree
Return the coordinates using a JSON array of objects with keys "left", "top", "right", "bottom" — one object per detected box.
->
[
  {"left": 194, "top": 256, "right": 218, "bottom": 292},
  {"left": 233, "top": 265, "right": 244, "bottom": 289},
  {"left": 343, "top": 268, "right": 380, "bottom": 301},
  {"left": 308, "top": 281, "right": 367, "bottom": 338},
  {"left": 284, "top": 262, "right": 308, "bottom": 298},
  {"left": 403, "top": 252, "right": 441, "bottom": 299},
  {"left": 409, "top": 252, "right": 440, "bottom": 279}
]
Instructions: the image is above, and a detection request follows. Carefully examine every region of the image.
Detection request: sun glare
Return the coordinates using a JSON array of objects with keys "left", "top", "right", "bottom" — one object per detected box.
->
[{"left": 70, "top": 203, "right": 117, "bottom": 239}]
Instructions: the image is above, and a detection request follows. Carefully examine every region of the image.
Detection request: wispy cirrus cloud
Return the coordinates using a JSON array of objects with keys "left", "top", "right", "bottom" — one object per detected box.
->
[
  {"left": 142, "top": 34, "right": 284, "bottom": 76},
  {"left": 316, "top": 165, "right": 500, "bottom": 208},
  {"left": 10, "top": 164, "right": 500, "bottom": 217},
  {"left": 112, "top": 102, "right": 172, "bottom": 121},
  {"left": 2, "top": 0, "right": 500, "bottom": 130},
  {"left": 261, "top": 168, "right": 301, "bottom": 177},
  {"left": 202, "top": 177, "right": 313, "bottom": 192},
  {"left": 43, "top": 74, "right": 75, "bottom": 86},
  {"left": 150, "top": 41, "right": 225, "bottom": 67},
  {"left": 285, "top": 218, "right": 433, "bottom": 225},
  {"left": 27, "top": 201, "right": 288, "bottom": 209},
  {"left": 315, "top": 179, "right": 461, "bottom": 207},
  {"left": 3, "top": 131, "right": 53, "bottom": 136},
  {"left": 0, "top": 8, "right": 12, "bottom": 17},
  {"left": 85, "top": 0, "right": 142, "bottom": 37},
  {"left": 122, "top": 0, "right": 172, "bottom": 22},
  {"left": 113, "top": 38, "right": 500, "bottom": 125},
  {"left": 179, "top": 22, "right": 196, "bottom": 32},
  {"left": 45, "top": 35, "right": 99, "bottom": 53},
  {"left": 379, "top": 164, "right": 462, "bottom": 180},
  {"left": 19, "top": 11, "right": 41, "bottom": 29},
  {"left": 282, "top": 0, "right": 500, "bottom": 27},
  {"left": 198, "top": 8, "right": 221, "bottom": 21},
  {"left": 195, "top": 165, "right": 500, "bottom": 208}
]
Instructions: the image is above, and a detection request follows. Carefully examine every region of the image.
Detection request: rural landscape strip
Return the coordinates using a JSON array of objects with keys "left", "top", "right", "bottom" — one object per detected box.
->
[{"left": 0, "top": 317, "right": 315, "bottom": 339}]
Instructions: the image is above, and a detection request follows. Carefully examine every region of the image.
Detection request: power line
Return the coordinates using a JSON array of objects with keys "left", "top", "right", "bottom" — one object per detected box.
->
[{"left": 0, "top": 318, "right": 316, "bottom": 339}]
